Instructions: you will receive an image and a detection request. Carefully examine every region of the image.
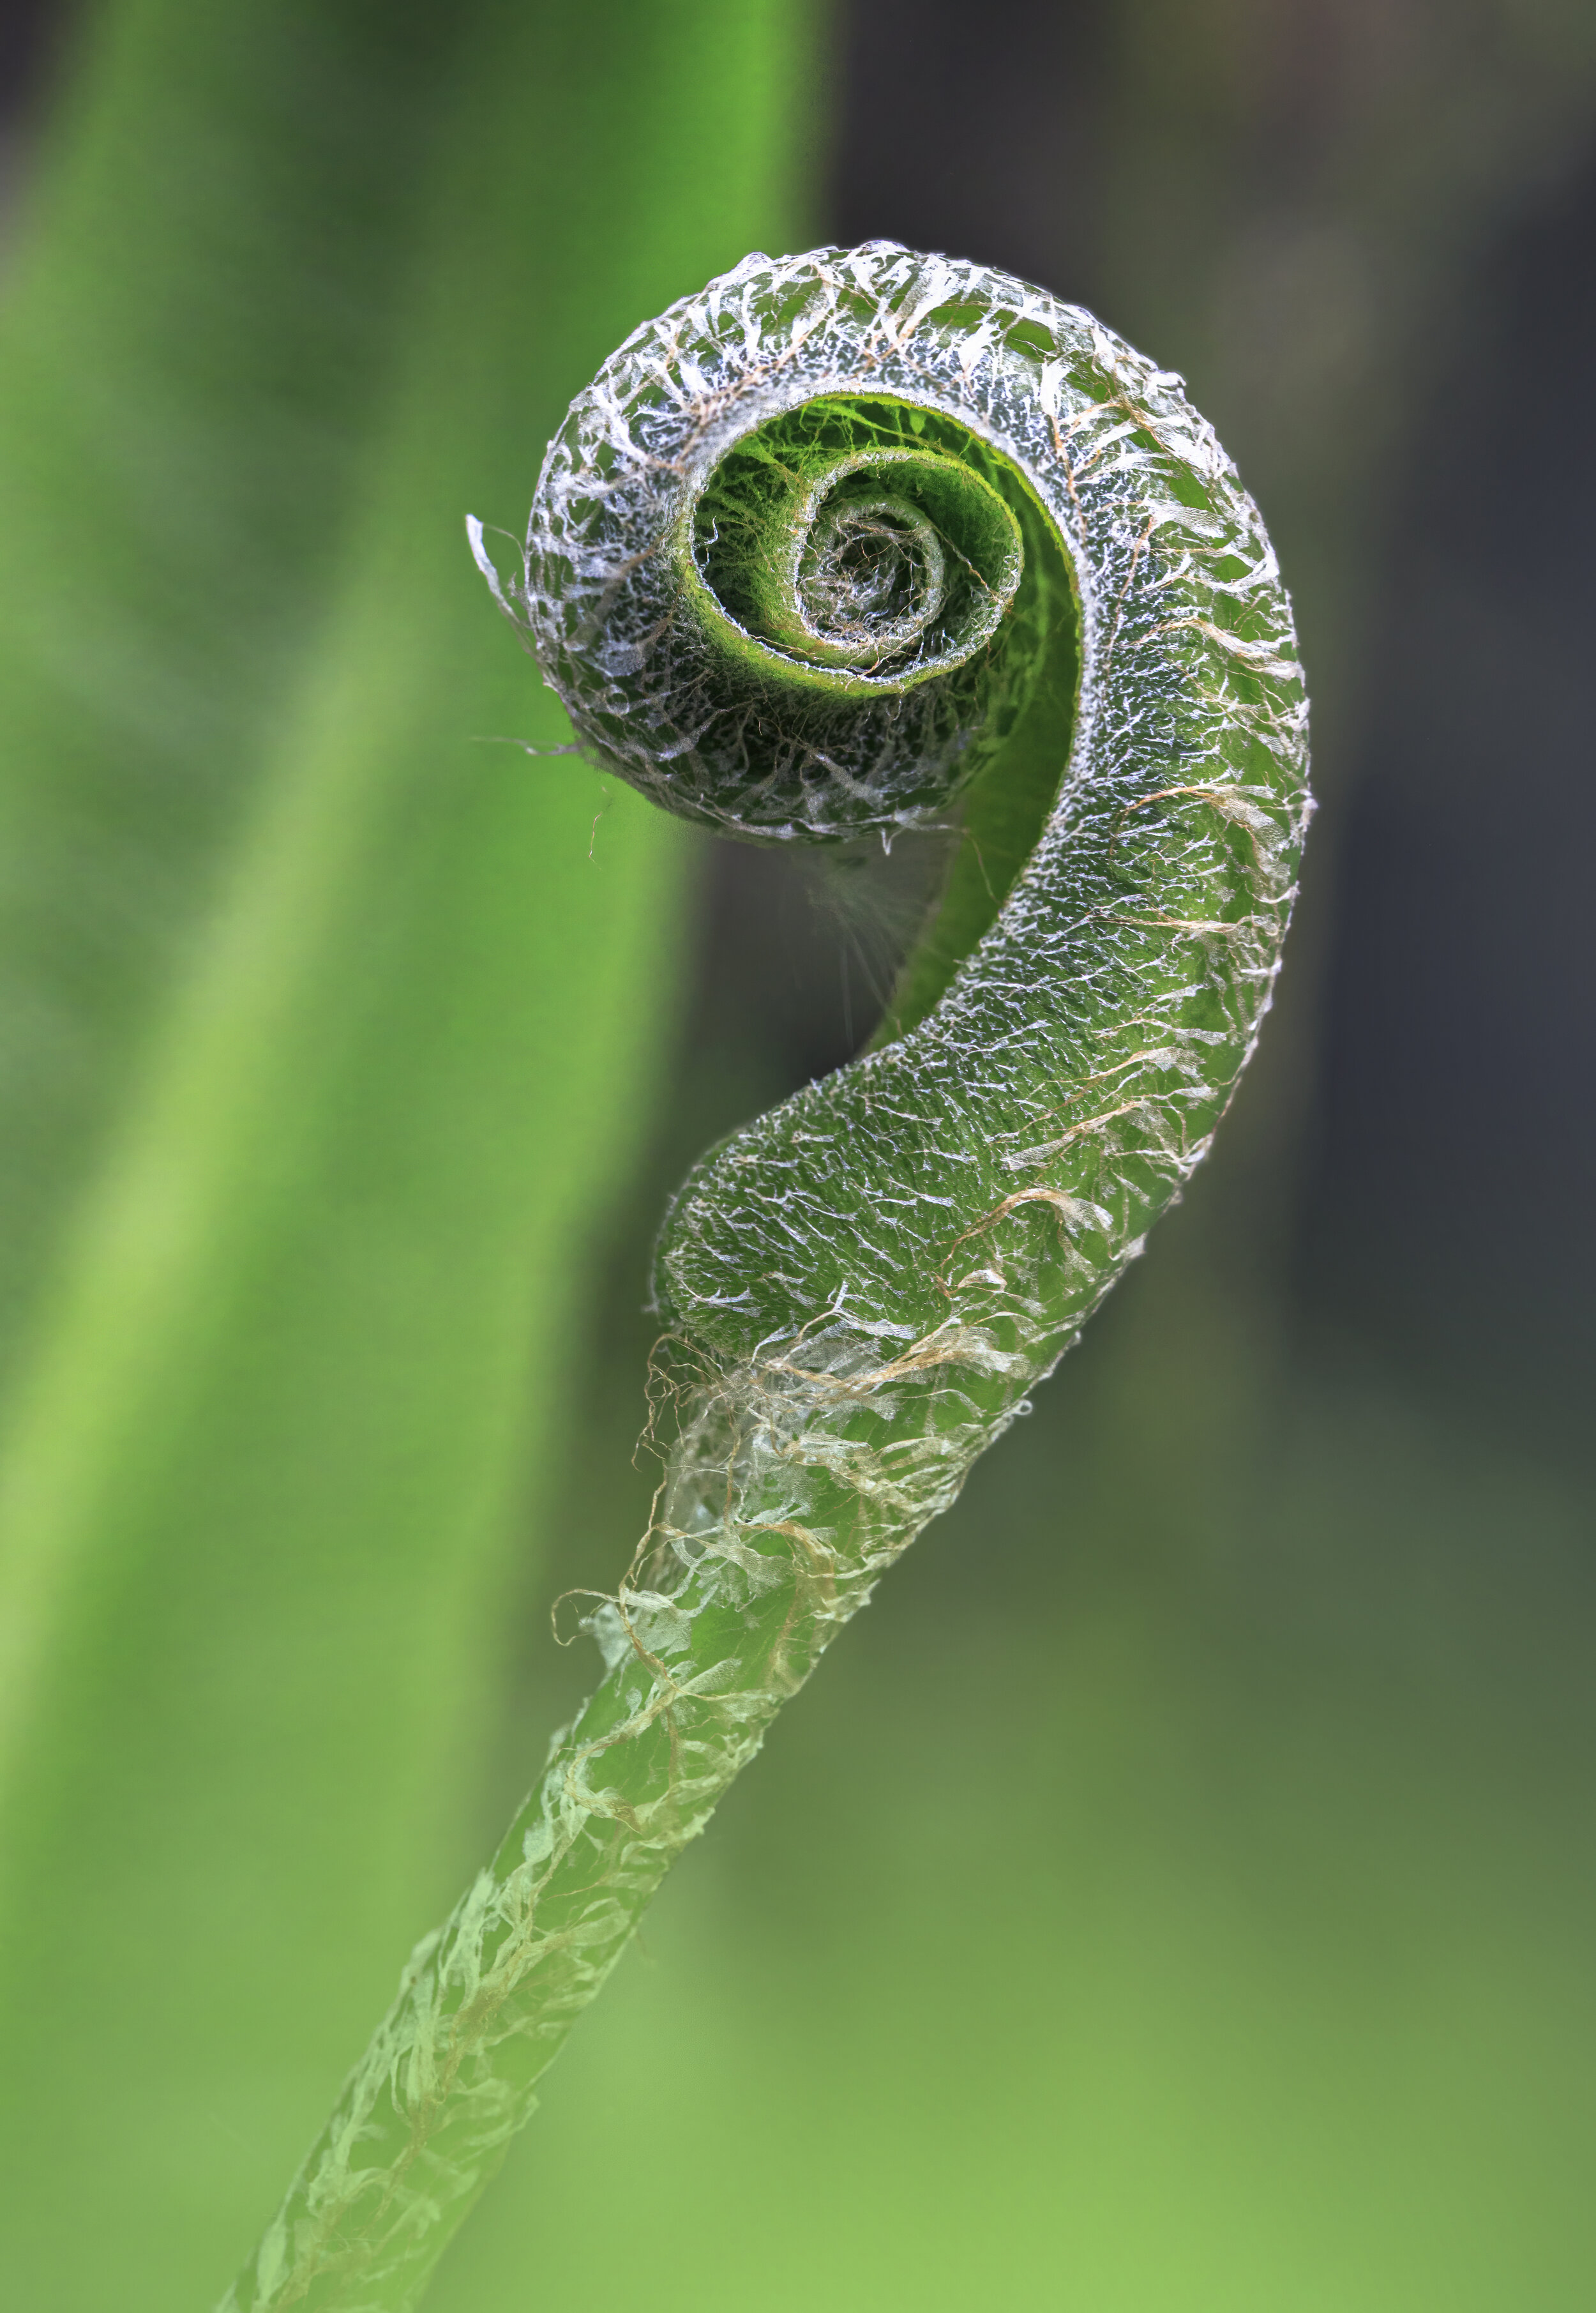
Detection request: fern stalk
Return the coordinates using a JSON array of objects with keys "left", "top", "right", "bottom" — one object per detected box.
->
[{"left": 230, "top": 243, "right": 1309, "bottom": 2311}]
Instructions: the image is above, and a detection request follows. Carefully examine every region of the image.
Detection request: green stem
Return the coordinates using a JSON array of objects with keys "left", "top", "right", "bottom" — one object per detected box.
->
[{"left": 227, "top": 242, "right": 1309, "bottom": 2312}]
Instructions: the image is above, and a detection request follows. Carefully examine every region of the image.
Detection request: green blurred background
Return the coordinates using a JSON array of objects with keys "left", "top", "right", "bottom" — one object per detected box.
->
[{"left": 1, "top": 2, "right": 1593, "bottom": 2306}]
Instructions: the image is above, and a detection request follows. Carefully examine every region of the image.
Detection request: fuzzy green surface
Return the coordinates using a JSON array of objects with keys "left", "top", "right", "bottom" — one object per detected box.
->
[{"left": 223, "top": 245, "right": 1306, "bottom": 2310}]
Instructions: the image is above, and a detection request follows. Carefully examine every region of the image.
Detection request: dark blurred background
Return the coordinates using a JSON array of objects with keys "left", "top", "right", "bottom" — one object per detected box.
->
[{"left": 1, "top": 3, "right": 1593, "bottom": 2307}]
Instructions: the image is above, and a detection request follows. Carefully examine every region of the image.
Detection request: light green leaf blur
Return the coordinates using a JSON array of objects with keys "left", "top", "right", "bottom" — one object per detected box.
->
[{"left": 0, "top": 1, "right": 821, "bottom": 2303}]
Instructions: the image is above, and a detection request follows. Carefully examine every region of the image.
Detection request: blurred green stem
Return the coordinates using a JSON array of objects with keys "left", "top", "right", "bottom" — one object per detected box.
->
[{"left": 0, "top": 2, "right": 817, "bottom": 2305}]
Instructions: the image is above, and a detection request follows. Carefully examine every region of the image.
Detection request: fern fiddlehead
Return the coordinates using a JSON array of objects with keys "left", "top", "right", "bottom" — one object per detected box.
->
[{"left": 225, "top": 243, "right": 1310, "bottom": 2312}]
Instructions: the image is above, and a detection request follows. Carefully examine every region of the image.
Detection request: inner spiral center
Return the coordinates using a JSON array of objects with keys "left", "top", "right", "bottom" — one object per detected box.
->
[
  {"left": 688, "top": 399, "right": 1029, "bottom": 693},
  {"left": 797, "top": 496, "right": 947, "bottom": 657}
]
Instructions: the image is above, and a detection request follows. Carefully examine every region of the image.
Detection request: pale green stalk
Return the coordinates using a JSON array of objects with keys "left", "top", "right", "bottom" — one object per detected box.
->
[{"left": 228, "top": 244, "right": 1309, "bottom": 2312}]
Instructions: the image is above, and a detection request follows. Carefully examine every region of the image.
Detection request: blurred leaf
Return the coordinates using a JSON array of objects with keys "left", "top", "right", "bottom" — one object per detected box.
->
[
  {"left": 0, "top": 0, "right": 820, "bottom": 2303},
  {"left": 0, "top": 0, "right": 481, "bottom": 1368}
]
